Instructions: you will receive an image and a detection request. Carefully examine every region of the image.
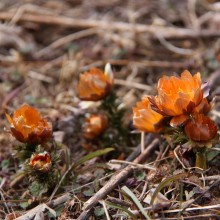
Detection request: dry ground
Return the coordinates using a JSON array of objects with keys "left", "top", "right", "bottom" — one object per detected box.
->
[{"left": 1, "top": 0, "right": 220, "bottom": 219}]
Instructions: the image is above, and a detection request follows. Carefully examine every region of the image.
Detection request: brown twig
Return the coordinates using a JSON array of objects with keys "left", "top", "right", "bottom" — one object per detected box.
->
[
  {"left": 47, "top": 193, "right": 71, "bottom": 208},
  {"left": 180, "top": 177, "right": 220, "bottom": 213},
  {"left": 35, "top": 28, "right": 99, "bottom": 58},
  {"left": 1, "top": 12, "right": 220, "bottom": 39},
  {"left": 79, "top": 59, "right": 192, "bottom": 72},
  {"left": 76, "top": 139, "right": 159, "bottom": 220},
  {"left": 1, "top": 84, "right": 25, "bottom": 114},
  {"left": 207, "top": 67, "right": 220, "bottom": 89}
]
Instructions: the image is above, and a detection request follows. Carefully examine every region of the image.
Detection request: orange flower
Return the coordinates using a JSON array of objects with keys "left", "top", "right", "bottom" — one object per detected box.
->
[
  {"left": 83, "top": 114, "right": 108, "bottom": 139},
  {"left": 193, "top": 98, "right": 211, "bottom": 114},
  {"left": 133, "top": 96, "right": 164, "bottom": 132},
  {"left": 29, "top": 151, "right": 52, "bottom": 172},
  {"left": 184, "top": 114, "right": 217, "bottom": 142},
  {"left": 77, "top": 63, "right": 114, "bottom": 101},
  {"left": 6, "top": 104, "right": 52, "bottom": 145},
  {"left": 150, "top": 70, "right": 203, "bottom": 127}
]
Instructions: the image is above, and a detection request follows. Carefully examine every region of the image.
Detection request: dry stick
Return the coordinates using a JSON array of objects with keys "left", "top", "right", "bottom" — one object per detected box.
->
[
  {"left": 101, "top": 200, "right": 111, "bottom": 220},
  {"left": 108, "top": 160, "right": 156, "bottom": 171},
  {"left": 114, "top": 79, "right": 152, "bottom": 91},
  {"left": 76, "top": 139, "right": 159, "bottom": 220},
  {"left": 79, "top": 59, "right": 190, "bottom": 72},
  {"left": 120, "top": 133, "right": 154, "bottom": 169},
  {"left": 155, "top": 214, "right": 220, "bottom": 220},
  {"left": 0, "top": 178, "right": 10, "bottom": 214},
  {"left": 47, "top": 193, "right": 71, "bottom": 208},
  {"left": 35, "top": 28, "right": 99, "bottom": 58},
  {"left": 155, "top": 32, "right": 193, "bottom": 55},
  {"left": 141, "top": 132, "right": 145, "bottom": 153},
  {"left": 1, "top": 12, "right": 220, "bottom": 39},
  {"left": 207, "top": 67, "right": 220, "bottom": 88},
  {"left": 200, "top": 174, "right": 220, "bottom": 181},
  {"left": 1, "top": 84, "right": 25, "bottom": 113},
  {"left": 180, "top": 177, "right": 220, "bottom": 213}
]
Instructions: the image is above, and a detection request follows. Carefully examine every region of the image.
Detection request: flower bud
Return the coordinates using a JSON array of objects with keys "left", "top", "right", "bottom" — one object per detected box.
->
[
  {"left": 184, "top": 114, "right": 217, "bottom": 142},
  {"left": 83, "top": 114, "right": 108, "bottom": 139},
  {"left": 29, "top": 151, "right": 52, "bottom": 173}
]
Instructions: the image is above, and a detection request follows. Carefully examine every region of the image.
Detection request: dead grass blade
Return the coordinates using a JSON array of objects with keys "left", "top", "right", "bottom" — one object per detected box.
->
[
  {"left": 105, "top": 200, "right": 137, "bottom": 220},
  {"left": 122, "top": 185, "right": 151, "bottom": 220}
]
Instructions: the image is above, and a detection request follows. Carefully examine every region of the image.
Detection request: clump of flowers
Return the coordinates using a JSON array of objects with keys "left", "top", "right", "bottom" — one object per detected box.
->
[
  {"left": 6, "top": 104, "right": 59, "bottom": 196},
  {"left": 133, "top": 70, "right": 219, "bottom": 170},
  {"left": 77, "top": 63, "right": 137, "bottom": 153}
]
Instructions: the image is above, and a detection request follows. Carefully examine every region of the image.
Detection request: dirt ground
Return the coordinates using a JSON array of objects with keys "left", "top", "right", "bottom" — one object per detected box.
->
[{"left": 1, "top": 0, "right": 220, "bottom": 219}]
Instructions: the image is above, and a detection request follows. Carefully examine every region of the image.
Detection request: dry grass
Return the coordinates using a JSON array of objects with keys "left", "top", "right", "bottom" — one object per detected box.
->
[{"left": 1, "top": 0, "right": 220, "bottom": 219}]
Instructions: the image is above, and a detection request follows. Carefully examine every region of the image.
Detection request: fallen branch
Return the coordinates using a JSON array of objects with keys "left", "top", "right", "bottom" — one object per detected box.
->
[
  {"left": 1, "top": 12, "right": 220, "bottom": 39},
  {"left": 76, "top": 139, "right": 159, "bottom": 220}
]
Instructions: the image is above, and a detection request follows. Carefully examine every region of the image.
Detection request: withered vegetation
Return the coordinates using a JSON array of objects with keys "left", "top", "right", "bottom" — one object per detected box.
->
[{"left": 1, "top": 0, "right": 220, "bottom": 219}]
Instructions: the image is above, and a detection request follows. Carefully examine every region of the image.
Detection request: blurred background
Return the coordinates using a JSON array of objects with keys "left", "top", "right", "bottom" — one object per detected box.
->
[{"left": 1, "top": 0, "right": 220, "bottom": 111}]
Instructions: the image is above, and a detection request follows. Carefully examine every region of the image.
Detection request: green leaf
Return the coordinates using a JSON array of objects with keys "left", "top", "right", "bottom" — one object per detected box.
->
[
  {"left": 135, "top": 170, "right": 146, "bottom": 181},
  {"left": 48, "top": 205, "right": 64, "bottom": 218},
  {"left": 207, "top": 144, "right": 220, "bottom": 161},
  {"left": 71, "top": 183, "right": 81, "bottom": 193},
  {"left": 83, "top": 188, "right": 95, "bottom": 197},
  {"left": 105, "top": 201, "right": 137, "bottom": 220},
  {"left": 122, "top": 186, "right": 150, "bottom": 220},
  {"left": 94, "top": 207, "right": 105, "bottom": 217},
  {"left": 207, "top": 151, "right": 219, "bottom": 161},
  {"left": 20, "top": 201, "right": 29, "bottom": 209},
  {"left": 74, "top": 148, "right": 114, "bottom": 167},
  {"left": 1, "top": 159, "right": 9, "bottom": 170},
  {"left": 30, "top": 181, "right": 48, "bottom": 196}
]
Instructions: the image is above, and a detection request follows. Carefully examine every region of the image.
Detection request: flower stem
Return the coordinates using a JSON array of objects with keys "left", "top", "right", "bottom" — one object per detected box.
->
[
  {"left": 141, "top": 132, "right": 145, "bottom": 153},
  {"left": 195, "top": 149, "right": 206, "bottom": 170}
]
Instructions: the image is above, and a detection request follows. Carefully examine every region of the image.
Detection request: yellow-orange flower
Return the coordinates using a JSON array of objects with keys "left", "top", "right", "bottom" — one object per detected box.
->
[
  {"left": 6, "top": 104, "right": 52, "bottom": 145},
  {"left": 184, "top": 114, "right": 217, "bottom": 142},
  {"left": 83, "top": 114, "right": 108, "bottom": 139},
  {"left": 133, "top": 96, "right": 164, "bottom": 132},
  {"left": 150, "top": 70, "right": 203, "bottom": 127},
  {"left": 77, "top": 63, "right": 114, "bottom": 101},
  {"left": 29, "top": 151, "right": 52, "bottom": 172}
]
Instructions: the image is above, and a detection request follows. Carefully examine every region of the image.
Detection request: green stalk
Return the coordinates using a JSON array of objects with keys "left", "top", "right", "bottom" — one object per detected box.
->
[{"left": 195, "top": 148, "right": 206, "bottom": 170}]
